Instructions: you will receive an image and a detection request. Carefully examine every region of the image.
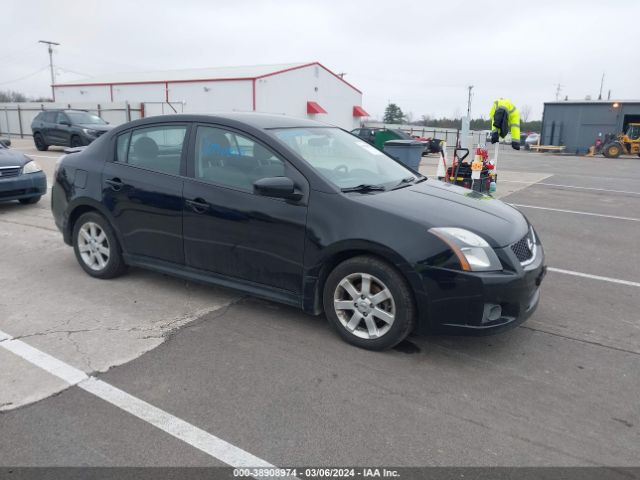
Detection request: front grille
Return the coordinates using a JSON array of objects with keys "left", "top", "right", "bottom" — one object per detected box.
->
[
  {"left": 511, "top": 230, "right": 536, "bottom": 264},
  {"left": 0, "top": 166, "right": 22, "bottom": 178}
]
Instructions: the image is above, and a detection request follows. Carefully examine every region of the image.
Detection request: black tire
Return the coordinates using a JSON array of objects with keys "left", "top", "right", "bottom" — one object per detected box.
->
[
  {"left": 72, "top": 211, "right": 127, "bottom": 279},
  {"left": 603, "top": 142, "right": 623, "bottom": 158},
  {"left": 323, "top": 255, "right": 416, "bottom": 350},
  {"left": 18, "top": 196, "right": 41, "bottom": 205},
  {"left": 33, "top": 133, "right": 48, "bottom": 151},
  {"left": 70, "top": 135, "right": 83, "bottom": 148}
]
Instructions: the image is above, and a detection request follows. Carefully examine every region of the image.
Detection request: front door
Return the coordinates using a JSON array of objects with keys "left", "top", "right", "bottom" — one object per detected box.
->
[
  {"left": 182, "top": 124, "right": 308, "bottom": 294},
  {"left": 102, "top": 123, "right": 189, "bottom": 264}
]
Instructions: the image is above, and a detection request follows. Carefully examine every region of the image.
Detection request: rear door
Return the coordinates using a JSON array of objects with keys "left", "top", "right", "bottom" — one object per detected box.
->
[
  {"left": 40, "top": 112, "right": 57, "bottom": 144},
  {"left": 52, "top": 112, "right": 71, "bottom": 146},
  {"left": 182, "top": 124, "right": 308, "bottom": 294},
  {"left": 102, "top": 123, "right": 189, "bottom": 264}
]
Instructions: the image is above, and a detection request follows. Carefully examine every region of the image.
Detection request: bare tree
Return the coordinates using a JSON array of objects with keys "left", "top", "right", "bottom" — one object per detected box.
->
[{"left": 520, "top": 104, "right": 532, "bottom": 123}]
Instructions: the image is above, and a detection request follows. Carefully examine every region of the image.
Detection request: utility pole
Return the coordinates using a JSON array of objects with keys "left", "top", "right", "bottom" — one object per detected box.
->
[
  {"left": 38, "top": 40, "right": 60, "bottom": 101},
  {"left": 554, "top": 83, "right": 564, "bottom": 101},
  {"left": 466, "top": 85, "right": 474, "bottom": 117},
  {"left": 598, "top": 72, "right": 605, "bottom": 100}
]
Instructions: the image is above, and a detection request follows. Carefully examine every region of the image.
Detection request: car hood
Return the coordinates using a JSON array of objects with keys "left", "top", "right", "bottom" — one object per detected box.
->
[
  {"left": 0, "top": 148, "right": 29, "bottom": 168},
  {"left": 351, "top": 178, "right": 529, "bottom": 247},
  {"left": 76, "top": 123, "right": 114, "bottom": 132}
]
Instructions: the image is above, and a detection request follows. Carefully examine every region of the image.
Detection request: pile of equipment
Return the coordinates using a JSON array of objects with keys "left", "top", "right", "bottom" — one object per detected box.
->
[{"left": 438, "top": 146, "right": 497, "bottom": 194}]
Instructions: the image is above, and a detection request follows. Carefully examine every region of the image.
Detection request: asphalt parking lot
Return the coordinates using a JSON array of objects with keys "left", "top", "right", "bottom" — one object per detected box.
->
[{"left": 1, "top": 138, "right": 639, "bottom": 469}]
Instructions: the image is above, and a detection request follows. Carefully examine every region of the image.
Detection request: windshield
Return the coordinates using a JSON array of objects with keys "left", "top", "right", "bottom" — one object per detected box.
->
[
  {"left": 66, "top": 112, "right": 107, "bottom": 125},
  {"left": 272, "top": 127, "right": 417, "bottom": 190},
  {"left": 627, "top": 125, "right": 640, "bottom": 140}
]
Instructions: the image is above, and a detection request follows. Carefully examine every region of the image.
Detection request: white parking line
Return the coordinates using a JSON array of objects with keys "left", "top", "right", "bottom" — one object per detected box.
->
[
  {"left": 548, "top": 268, "right": 640, "bottom": 288},
  {"left": 510, "top": 204, "right": 640, "bottom": 222},
  {"left": 501, "top": 180, "right": 640, "bottom": 196},
  {"left": 0, "top": 330, "right": 276, "bottom": 472}
]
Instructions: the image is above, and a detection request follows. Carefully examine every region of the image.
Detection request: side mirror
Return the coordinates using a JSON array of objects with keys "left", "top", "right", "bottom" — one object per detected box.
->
[
  {"left": 0, "top": 138, "right": 11, "bottom": 147},
  {"left": 253, "top": 176, "right": 302, "bottom": 200}
]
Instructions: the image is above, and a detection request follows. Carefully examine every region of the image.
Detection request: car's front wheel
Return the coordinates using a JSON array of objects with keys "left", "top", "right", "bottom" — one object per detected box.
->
[
  {"left": 72, "top": 212, "right": 127, "bottom": 279},
  {"left": 323, "top": 255, "right": 415, "bottom": 350},
  {"left": 70, "top": 135, "right": 83, "bottom": 148}
]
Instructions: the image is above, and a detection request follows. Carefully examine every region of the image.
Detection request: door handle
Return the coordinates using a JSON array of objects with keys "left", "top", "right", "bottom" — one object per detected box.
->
[
  {"left": 105, "top": 177, "right": 124, "bottom": 191},
  {"left": 185, "top": 198, "right": 210, "bottom": 213}
]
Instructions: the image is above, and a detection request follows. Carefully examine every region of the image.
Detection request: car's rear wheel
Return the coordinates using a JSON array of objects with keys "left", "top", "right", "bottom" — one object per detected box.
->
[
  {"left": 34, "top": 133, "right": 48, "bottom": 151},
  {"left": 323, "top": 255, "right": 415, "bottom": 350},
  {"left": 18, "top": 196, "right": 41, "bottom": 205},
  {"left": 72, "top": 212, "right": 127, "bottom": 279},
  {"left": 70, "top": 135, "right": 83, "bottom": 148}
]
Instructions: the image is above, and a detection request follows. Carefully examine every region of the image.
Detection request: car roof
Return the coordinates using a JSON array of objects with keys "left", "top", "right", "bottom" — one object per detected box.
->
[
  {"left": 38, "top": 109, "right": 88, "bottom": 114},
  {"left": 121, "top": 112, "right": 335, "bottom": 130}
]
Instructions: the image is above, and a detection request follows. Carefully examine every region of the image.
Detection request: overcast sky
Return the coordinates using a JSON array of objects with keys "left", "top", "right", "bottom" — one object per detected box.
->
[{"left": 3, "top": 0, "right": 639, "bottom": 121}]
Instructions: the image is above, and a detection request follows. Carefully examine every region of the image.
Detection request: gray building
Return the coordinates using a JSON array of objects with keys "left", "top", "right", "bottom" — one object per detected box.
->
[{"left": 541, "top": 100, "right": 640, "bottom": 154}]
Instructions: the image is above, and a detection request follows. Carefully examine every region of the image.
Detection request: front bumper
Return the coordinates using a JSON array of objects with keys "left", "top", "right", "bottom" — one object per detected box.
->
[
  {"left": 418, "top": 243, "right": 546, "bottom": 335},
  {"left": 0, "top": 171, "right": 47, "bottom": 202}
]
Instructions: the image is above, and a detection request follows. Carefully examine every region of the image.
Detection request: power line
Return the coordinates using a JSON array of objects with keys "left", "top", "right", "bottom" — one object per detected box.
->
[
  {"left": 0, "top": 44, "right": 40, "bottom": 63},
  {"left": 0, "top": 65, "right": 49, "bottom": 86},
  {"left": 56, "top": 65, "right": 93, "bottom": 77}
]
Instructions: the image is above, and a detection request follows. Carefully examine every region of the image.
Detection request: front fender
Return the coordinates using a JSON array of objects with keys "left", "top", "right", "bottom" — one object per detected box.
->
[{"left": 301, "top": 238, "right": 428, "bottom": 324}]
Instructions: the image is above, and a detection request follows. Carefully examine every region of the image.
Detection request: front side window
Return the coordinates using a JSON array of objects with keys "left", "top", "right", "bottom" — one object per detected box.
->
[
  {"left": 116, "top": 125, "right": 187, "bottom": 175},
  {"left": 194, "top": 126, "right": 285, "bottom": 192},
  {"left": 272, "top": 127, "right": 415, "bottom": 190},
  {"left": 56, "top": 113, "right": 69, "bottom": 124}
]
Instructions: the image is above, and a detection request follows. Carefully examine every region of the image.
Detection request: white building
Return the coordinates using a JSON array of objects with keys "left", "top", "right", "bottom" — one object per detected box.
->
[{"left": 52, "top": 62, "right": 369, "bottom": 129}]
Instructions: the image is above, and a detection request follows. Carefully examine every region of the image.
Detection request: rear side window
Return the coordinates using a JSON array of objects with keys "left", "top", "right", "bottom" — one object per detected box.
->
[
  {"left": 40, "top": 111, "right": 56, "bottom": 122},
  {"left": 114, "top": 125, "right": 187, "bottom": 176},
  {"left": 116, "top": 133, "right": 130, "bottom": 163}
]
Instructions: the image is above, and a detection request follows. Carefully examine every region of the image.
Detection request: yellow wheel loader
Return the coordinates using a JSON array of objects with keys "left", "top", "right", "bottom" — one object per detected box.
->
[{"left": 602, "top": 123, "right": 640, "bottom": 158}]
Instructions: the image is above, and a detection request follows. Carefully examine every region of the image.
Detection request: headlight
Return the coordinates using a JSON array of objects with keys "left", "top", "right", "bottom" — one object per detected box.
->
[
  {"left": 22, "top": 160, "right": 42, "bottom": 174},
  {"left": 82, "top": 128, "right": 98, "bottom": 136},
  {"left": 429, "top": 227, "right": 502, "bottom": 272}
]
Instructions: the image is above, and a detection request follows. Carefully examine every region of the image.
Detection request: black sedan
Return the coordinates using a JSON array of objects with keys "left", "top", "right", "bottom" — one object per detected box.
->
[
  {"left": 51, "top": 113, "right": 545, "bottom": 350},
  {"left": 0, "top": 141, "right": 47, "bottom": 204}
]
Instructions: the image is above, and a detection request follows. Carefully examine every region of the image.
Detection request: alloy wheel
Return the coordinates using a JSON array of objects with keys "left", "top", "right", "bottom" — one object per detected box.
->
[
  {"left": 333, "top": 272, "right": 396, "bottom": 339},
  {"left": 77, "top": 222, "right": 110, "bottom": 271}
]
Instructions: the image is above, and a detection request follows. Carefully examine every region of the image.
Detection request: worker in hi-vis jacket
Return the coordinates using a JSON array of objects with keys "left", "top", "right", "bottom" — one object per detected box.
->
[{"left": 489, "top": 98, "right": 521, "bottom": 150}]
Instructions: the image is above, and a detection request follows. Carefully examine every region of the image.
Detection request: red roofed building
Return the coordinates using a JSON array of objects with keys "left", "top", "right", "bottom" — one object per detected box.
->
[{"left": 53, "top": 62, "right": 368, "bottom": 129}]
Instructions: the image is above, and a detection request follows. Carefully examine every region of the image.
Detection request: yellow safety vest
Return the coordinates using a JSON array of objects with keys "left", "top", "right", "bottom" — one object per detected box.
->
[{"left": 489, "top": 98, "right": 520, "bottom": 142}]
